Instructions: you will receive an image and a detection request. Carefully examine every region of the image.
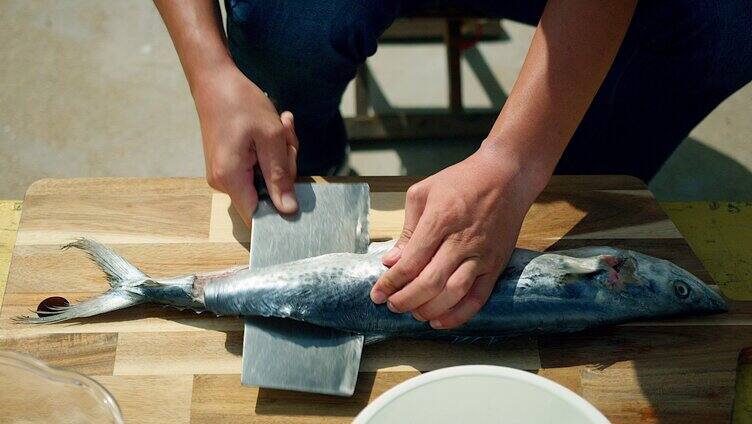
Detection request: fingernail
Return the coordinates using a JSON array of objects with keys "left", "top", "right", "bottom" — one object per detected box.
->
[
  {"left": 413, "top": 312, "right": 426, "bottom": 322},
  {"left": 430, "top": 320, "right": 445, "bottom": 329},
  {"left": 370, "top": 289, "right": 387, "bottom": 304},
  {"left": 387, "top": 301, "right": 398, "bottom": 313},
  {"left": 281, "top": 192, "right": 298, "bottom": 212}
]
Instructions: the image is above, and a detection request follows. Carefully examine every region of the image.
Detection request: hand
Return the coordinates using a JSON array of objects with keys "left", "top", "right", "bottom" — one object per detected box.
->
[
  {"left": 369, "top": 146, "right": 541, "bottom": 329},
  {"left": 193, "top": 64, "right": 299, "bottom": 226}
]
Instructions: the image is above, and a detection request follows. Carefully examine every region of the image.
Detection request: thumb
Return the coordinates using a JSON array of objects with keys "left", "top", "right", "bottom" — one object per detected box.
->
[{"left": 255, "top": 124, "right": 298, "bottom": 214}]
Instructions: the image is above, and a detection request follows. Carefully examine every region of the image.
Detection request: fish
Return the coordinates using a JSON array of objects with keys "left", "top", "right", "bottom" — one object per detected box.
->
[{"left": 16, "top": 238, "right": 727, "bottom": 343}]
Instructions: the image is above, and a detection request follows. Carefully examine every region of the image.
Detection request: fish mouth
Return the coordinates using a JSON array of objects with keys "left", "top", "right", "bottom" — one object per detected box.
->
[{"left": 705, "top": 285, "right": 729, "bottom": 313}]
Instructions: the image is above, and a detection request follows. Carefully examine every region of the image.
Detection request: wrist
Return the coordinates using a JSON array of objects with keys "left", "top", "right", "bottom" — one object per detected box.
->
[
  {"left": 477, "top": 139, "right": 553, "bottom": 202},
  {"left": 185, "top": 54, "right": 238, "bottom": 97},
  {"left": 190, "top": 61, "right": 265, "bottom": 116}
]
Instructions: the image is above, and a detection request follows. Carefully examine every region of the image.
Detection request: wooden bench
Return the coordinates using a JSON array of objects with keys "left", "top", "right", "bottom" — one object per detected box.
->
[{"left": 346, "top": 15, "right": 505, "bottom": 142}]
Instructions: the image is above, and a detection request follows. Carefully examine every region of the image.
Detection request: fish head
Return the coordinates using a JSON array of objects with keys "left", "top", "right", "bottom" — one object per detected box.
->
[{"left": 613, "top": 250, "right": 728, "bottom": 316}]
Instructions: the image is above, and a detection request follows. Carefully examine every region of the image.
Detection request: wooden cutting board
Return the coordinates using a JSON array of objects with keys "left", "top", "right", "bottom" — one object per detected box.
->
[{"left": 0, "top": 176, "right": 749, "bottom": 423}]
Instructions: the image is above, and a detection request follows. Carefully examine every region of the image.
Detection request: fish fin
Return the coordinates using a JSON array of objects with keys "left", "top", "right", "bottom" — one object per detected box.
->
[
  {"left": 15, "top": 238, "right": 153, "bottom": 324},
  {"left": 521, "top": 248, "right": 630, "bottom": 284},
  {"left": 13, "top": 290, "right": 143, "bottom": 324},
  {"left": 367, "top": 240, "right": 397, "bottom": 256},
  {"left": 363, "top": 333, "right": 391, "bottom": 345},
  {"left": 63, "top": 238, "right": 149, "bottom": 287},
  {"left": 448, "top": 335, "right": 505, "bottom": 345}
]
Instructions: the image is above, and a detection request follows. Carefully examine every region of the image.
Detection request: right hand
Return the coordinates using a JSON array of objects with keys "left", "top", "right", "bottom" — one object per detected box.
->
[{"left": 193, "top": 64, "right": 299, "bottom": 226}]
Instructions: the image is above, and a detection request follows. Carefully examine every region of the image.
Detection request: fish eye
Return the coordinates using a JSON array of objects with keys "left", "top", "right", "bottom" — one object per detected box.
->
[{"left": 673, "top": 281, "right": 691, "bottom": 299}]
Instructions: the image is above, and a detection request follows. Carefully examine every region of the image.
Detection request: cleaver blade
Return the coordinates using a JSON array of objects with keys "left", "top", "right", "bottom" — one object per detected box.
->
[{"left": 242, "top": 182, "right": 370, "bottom": 396}]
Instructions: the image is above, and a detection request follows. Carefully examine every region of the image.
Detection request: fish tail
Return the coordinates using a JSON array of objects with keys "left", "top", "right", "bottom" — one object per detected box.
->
[
  {"left": 64, "top": 238, "right": 150, "bottom": 288},
  {"left": 14, "top": 238, "right": 161, "bottom": 324}
]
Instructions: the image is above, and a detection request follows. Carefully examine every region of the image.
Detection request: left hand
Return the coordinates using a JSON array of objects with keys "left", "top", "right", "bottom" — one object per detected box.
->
[{"left": 369, "top": 145, "right": 541, "bottom": 329}]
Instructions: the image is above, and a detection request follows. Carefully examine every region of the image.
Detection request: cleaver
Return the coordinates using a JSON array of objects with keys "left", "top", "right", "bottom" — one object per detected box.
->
[{"left": 242, "top": 181, "right": 370, "bottom": 396}]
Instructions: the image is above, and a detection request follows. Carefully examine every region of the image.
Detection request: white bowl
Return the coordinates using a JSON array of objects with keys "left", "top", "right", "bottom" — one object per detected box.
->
[{"left": 354, "top": 365, "right": 609, "bottom": 424}]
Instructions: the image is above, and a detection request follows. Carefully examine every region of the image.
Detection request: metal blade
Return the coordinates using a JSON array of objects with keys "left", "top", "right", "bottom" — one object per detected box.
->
[{"left": 242, "top": 182, "right": 369, "bottom": 396}]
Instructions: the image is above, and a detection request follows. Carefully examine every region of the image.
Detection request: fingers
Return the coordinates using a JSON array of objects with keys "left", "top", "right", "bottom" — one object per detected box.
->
[
  {"left": 430, "top": 273, "right": 496, "bottom": 329},
  {"left": 255, "top": 115, "right": 298, "bottom": 214},
  {"left": 227, "top": 170, "right": 259, "bottom": 228},
  {"left": 208, "top": 149, "right": 259, "bottom": 228},
  {"left": 385, "top": 242, "right": 465, "bottom": 314},
  {"left": 281, "top": 111, "right": 298, "bottom": 180},
  {"left": 412, "top": 258, "right": 479, "bottom": 321},
  {"left": 280, "top": 111, "right": 299, "bottom": 150},
  {"left": 383, "top": 183, "right": 428, "bottom": 267},
  {"left": 370, "top": 209, "right": 443, "bottom": 304}
]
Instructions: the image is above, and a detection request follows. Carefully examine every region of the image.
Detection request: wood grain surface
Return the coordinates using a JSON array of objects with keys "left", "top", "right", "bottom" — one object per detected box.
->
[
  {"left": 0, "top": 200, "right": 21, "bottom": 307},
  {"left": 1, "top": 176, "right": 750, "bottom": 424}
]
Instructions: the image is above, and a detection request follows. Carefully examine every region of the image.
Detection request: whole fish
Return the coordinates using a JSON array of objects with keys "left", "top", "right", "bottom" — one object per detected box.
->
[{"left": 17, "top": 238, "right": 727, "bottom": 343}]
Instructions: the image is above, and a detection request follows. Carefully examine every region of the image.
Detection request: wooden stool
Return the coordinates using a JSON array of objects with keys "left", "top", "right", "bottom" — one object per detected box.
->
[{"left": 345, "top": 16, "right": 506, "bottom": 141}]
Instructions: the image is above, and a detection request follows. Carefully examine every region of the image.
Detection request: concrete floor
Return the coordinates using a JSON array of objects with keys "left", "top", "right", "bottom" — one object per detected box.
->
[{"left": 1, "top": 1, "right": 750, "bottom": 201}]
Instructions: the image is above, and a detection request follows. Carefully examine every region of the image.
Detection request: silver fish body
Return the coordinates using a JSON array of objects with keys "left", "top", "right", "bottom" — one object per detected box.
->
[
  {"left": 18, "top": 239, "right": 727, "bottom": 343},
  {"left": 201, "top": 243, "right": 727, "bottom": 342}
]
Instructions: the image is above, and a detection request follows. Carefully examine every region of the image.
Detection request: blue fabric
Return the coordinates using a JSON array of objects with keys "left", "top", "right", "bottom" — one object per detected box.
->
[{"left": 225, "top": 0, "right": 752, "bottom": 180}]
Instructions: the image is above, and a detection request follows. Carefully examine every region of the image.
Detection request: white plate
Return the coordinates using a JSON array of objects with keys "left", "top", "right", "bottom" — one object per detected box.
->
[{"left": 354, "top": 365, "right": 609, "bottom": 424}]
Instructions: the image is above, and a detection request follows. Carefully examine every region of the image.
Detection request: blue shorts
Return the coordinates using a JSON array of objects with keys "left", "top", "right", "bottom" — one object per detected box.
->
[{"left": 225, "top": 0, "right": 752, "bottom": 180}]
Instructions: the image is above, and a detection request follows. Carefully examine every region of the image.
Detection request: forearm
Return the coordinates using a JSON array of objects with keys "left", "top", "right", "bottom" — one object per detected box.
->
[
  {"left": 153, "top": 0, "right": 233, "bottom": 93},
  {"left": 484, "top": 0, "right": 638, "bottom": 194}
]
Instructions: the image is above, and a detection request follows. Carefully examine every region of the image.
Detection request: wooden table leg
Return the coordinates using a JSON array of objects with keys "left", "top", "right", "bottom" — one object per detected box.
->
[
  {"left": 355, "top": 63, "right": 371, "bottom": 117},
  {"left": 445, "top": 18, "right": 463, "bottom": 114}
]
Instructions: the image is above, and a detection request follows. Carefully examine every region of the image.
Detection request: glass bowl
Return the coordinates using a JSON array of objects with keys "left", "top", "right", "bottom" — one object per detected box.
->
[{"left": 0, "top": 350, "right": 124, "bottom": 423}]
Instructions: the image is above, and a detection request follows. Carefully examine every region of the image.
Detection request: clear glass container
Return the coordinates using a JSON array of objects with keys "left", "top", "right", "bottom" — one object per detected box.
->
[{"left": 0, "top": 351, "right": 124, "bottom": 423}]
